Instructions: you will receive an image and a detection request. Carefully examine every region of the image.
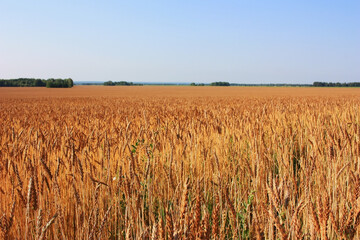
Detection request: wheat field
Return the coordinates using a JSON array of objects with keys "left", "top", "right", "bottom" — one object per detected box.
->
[{"left": 1, "top": 86, "right": 360, "bottom": 239}]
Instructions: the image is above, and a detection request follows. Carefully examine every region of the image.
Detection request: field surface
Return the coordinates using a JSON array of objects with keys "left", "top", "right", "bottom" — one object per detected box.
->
[
  {"left": 0, "top": 85, "right": 359, "bottom": 98},
  {"left": 1, "top": 86, "right": 360, "bottom": 239}
]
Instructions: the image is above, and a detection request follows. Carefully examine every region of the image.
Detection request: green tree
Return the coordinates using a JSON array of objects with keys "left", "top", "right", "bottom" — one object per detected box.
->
[{"left": 66, "top": 78, "right": 74, "bottom": 87}]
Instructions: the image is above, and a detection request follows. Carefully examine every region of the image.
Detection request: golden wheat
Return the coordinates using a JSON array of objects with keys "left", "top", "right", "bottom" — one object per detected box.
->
[{"left": 0, "top": 87, "right": 360, "bottom": 239}]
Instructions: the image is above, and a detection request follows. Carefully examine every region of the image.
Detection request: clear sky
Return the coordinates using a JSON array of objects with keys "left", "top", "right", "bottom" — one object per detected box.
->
[{"left": 1, "top": 1, "right": 359, "bottom": 83}]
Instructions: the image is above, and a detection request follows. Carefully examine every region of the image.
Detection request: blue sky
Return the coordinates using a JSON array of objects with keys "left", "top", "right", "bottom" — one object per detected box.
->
[{"left": 0, "top": 1, "right": 359, "bottom": 83}]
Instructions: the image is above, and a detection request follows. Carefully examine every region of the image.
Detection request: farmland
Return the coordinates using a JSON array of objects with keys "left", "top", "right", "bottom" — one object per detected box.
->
[{"left": 1, "top": 86, "right": 360, "bottom": 239}]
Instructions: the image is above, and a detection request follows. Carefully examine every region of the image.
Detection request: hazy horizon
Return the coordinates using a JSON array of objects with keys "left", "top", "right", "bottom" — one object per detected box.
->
[{"left": 1, "top": 1, "right": 359, "bottom": 84}]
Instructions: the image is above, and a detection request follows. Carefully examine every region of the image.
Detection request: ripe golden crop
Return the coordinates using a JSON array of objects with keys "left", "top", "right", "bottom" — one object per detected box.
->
[{"left": 0, "top": 86, "right": 360, "bottom": 239}]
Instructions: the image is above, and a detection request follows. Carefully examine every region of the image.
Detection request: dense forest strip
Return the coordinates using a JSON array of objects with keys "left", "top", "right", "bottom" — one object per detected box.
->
[
  {"left": 0, "top": 78, "right": 74, "bottom": 88},
  {"left": 313, "top": 81, "right": 360, "bottom": 87}
]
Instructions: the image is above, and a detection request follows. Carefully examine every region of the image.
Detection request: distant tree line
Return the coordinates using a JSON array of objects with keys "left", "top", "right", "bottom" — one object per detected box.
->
[
  {"left": 0, "top": 78, "right": 74, "bottom": 88},
  {"left": 76, "top": 82, "right": 103, "bottom": 85},
  {"left": 210, "top": 82, "right": 231, "bottom": 86},
  {"left": 230, "top": 83, "right": 312, "bottom": 87},
  {"left": 190, "top": 82, "right": 231, "bottom": 86},
  {"left": 104, "top": 81, "right": 143, "bottom": 86},
  {"left": 313, "top": 82, "right": 360, "bottom": 87},
  {"left": 190, "top": 83, "right": 205, "bottom": 86},
  {"left": 189, "top": 82, "right": 360, "bottom": 87}
]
